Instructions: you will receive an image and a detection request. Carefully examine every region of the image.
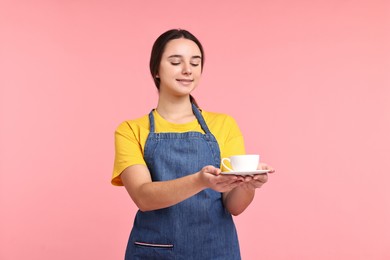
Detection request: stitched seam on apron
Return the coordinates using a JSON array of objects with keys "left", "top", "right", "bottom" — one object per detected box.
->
[{"left": 134, "top": 241, "right": 174, "bottom": 248}]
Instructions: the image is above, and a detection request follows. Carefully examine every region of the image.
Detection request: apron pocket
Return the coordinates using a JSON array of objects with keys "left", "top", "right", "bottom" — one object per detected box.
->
[
  {"left": 134, "top": 241, "right": 174, "bottom": 248},
  {"left": 133, "top": 241, "right": 174, "bottom": 259}
]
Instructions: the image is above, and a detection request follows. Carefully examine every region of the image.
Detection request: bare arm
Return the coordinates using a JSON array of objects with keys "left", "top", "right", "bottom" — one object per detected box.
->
[
  {"left": 223, "top": 163, "right": 275, "bottom": 216},
  {"left": 121, "top": 164, "right": 242, "bottom": 212}
]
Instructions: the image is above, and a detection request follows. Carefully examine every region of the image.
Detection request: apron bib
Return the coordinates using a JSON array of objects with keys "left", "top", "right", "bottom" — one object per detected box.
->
[{"left": 125, "top": 104, "right": 241, "bottom": 260}]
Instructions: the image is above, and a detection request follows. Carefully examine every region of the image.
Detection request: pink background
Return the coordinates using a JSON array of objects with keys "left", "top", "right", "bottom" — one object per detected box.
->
[{"left": 1, "top": 1, "right": 390, "bottom": 259}]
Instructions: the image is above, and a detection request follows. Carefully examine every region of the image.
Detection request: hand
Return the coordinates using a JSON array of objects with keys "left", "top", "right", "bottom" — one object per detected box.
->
[
  {"left": 258, "top": 162, "right": 275, "bottom": 173},
  {"left": 198, "top": 165, "right": 244, "bottom": 193},
  {"left": 237, "top": 163, "right": 275, "bottom": 191}
]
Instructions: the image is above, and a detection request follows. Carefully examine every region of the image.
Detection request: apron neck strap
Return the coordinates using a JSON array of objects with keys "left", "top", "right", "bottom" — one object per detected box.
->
[{"left": 191, "top": 103, "right": 211, "bottom": 134}]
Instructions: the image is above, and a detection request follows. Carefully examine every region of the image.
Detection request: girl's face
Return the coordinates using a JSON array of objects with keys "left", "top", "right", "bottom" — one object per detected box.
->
[{"left": 157, "top": 38, "right": 202, "bottom": 98}]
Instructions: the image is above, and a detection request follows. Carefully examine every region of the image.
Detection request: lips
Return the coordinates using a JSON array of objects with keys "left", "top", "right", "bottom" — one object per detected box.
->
[
  {"left": 176, "top": 79, "right": 193, "bottom": 82},
  {"left": 176, "top": 79, "right": 194, "bottom": 85}
]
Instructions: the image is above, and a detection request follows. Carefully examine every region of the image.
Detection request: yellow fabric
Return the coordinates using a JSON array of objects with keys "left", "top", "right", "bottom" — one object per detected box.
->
[{"left": 112, "top": 109, "right": 245, "bottom": 186}]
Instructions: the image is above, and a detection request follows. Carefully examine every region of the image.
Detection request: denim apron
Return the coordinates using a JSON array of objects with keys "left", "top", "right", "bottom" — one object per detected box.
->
[{"left": 125, "top": 103, "right": 241, "bottom": 260}]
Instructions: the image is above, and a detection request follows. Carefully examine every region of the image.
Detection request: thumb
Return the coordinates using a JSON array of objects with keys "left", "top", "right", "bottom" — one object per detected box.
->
[{"left": 203, "top": 165, "right": 220, "bottom": 175}]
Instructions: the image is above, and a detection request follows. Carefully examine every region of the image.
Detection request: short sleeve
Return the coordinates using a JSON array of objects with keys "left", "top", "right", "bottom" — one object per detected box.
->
[
  {"left": 219, "top": 115, "right": 246, "bottom": 171},
  {"left": 111, "top": 121, "right": 147, "bottom": 186}
]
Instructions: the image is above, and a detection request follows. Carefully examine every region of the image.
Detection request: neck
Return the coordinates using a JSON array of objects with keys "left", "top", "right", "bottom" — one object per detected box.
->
[{"left": 156, "top": 97, "right": 196, "bottom": 124}]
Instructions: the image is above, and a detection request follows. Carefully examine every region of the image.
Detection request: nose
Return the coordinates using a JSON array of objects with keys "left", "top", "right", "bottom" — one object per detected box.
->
[{"left": 182, "top": 63, "right": 192, "bottom": 75}]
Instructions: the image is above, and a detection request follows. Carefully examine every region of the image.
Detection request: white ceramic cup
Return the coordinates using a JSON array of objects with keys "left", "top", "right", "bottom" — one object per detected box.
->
[{"left": 221, "top": 154, "right": 259, "bottom": 172}]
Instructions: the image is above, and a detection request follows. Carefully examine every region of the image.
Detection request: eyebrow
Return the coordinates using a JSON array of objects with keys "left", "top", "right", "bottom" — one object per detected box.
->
[{"left": 167, "top": 55, "right": 202, "bottom": 59}]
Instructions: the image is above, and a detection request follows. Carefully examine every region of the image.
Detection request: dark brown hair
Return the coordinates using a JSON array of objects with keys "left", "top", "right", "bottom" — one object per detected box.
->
[{"left": 149, "top": 29, "right": 205, "bottom": 107}]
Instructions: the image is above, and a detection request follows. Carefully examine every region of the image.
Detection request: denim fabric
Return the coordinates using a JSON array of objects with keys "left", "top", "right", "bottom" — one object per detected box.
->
[{"left": 125, "top": 103, "right": 241, "bottom": 260}]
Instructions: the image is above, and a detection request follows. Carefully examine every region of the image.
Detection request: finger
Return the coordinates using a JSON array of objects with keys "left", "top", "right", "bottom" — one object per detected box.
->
[
  {"left": 252, "top": 182, "right": 264, "bottom": 189},
  {"left": 261, "top": 163, "right": 275, "bottom": 173},
  {"left": 253, "top": 174, "right": 268, "bottom": 183},
  {"left": 215, "top": 181, "right": 239, "bottom": 192},
  {"left": 264, "top": 165, "right": 275, "bottom": 173},
  {"left": 240, "top": 182, "right": 258, "bottom": 191},
  {"left": 258, "top": 162, "right": 268, "bottom": 170},
  {"left": 214, "top": 167, "right": 222, "bottom": 175},
  {"left": 223, "top": 181, "right": 242, "bottom": 191},
  {"left": 247, "top": 178, "right": 266, "bottom": 188},
  {"left": 235, "top": 175, "right": 245, "bottom": 182},
  {"left": 204, "top": 165, "right": 220, "bottom": 176},
  {"left": 244, "top": 176, "right": 253, "bottom": 182},
  {"left": 213, "top": 174, "right": 234, "bottom": 181},
  {"left": 216, "top": 176, "right": 240, "bottom": 185}
]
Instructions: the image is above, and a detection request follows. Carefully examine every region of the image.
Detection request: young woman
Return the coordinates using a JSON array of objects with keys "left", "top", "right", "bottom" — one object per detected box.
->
[{"left": 112, "top": 29, "right": 275, "bottom": 259}]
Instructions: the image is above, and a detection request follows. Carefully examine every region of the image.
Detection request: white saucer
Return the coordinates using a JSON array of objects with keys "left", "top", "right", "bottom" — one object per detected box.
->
[{"left": 220, "top": 169, "right": 270, "bottom": 176}]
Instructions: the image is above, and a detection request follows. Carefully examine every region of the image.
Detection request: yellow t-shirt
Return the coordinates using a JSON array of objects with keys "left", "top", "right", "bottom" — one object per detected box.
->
[{"left": 111, "top": 109, "right": 245, "bottom": 186}]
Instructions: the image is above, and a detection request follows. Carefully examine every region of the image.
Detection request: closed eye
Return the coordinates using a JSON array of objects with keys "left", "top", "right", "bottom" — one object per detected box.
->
[{"left": 170, "top": 62, "right": 199, "bottom": 67}]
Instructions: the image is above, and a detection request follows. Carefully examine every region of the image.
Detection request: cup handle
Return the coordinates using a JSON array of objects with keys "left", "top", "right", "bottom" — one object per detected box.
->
[{"left": 221, "top": 158, "right": 234, "bottom": 172}]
